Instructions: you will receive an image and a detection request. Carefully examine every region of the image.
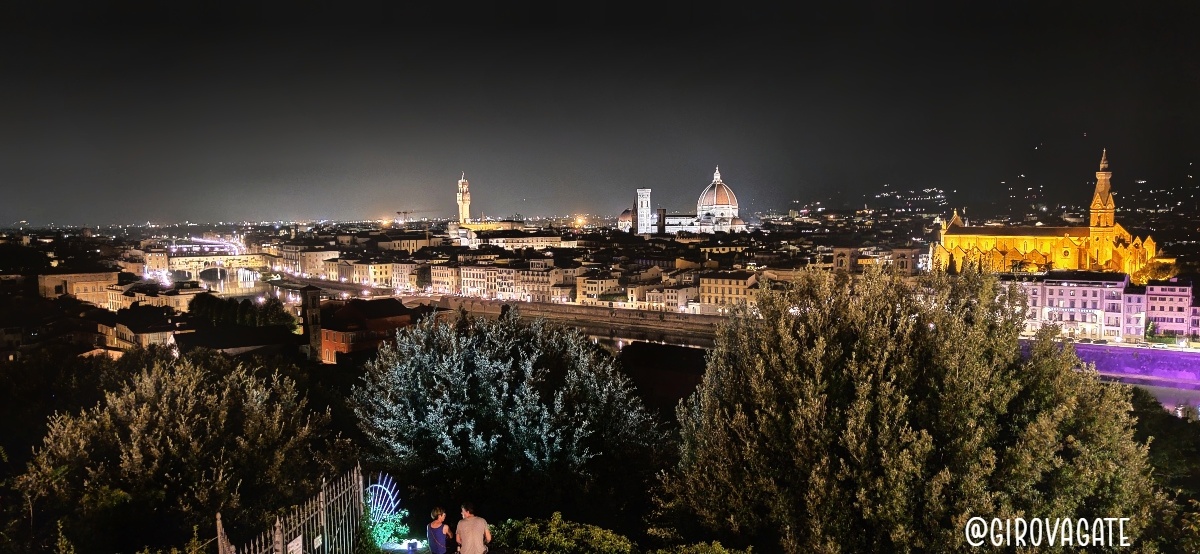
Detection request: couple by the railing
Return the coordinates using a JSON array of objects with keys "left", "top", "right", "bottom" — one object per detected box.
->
[{"left": 427, "top": 502, "right": 492, "bottom": 554}]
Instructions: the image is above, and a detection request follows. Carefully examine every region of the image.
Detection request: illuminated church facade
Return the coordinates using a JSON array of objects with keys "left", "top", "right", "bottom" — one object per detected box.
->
[{"left": 931, "top": 151, "right": 1157, "bottom": 274}]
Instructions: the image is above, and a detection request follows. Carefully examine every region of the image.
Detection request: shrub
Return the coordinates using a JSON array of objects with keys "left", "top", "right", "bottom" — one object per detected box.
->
[
  {"left": 645, "top": 543, "right": 751, "bottom": 554},
  {"left": 492, "top": 512, "right": 633, "bottom": 554}
]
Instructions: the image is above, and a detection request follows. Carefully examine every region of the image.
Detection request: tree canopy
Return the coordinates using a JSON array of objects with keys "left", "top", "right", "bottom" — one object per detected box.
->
[
  {"left": 188, "top": 293, "right": 296, "bottom": 329},
  {"left": 656, "top": 268, "right": 1170, "bottom": 552},
  {"left": 1131, "top": 261, "right": 1179, "bottom": 286},
  {"left": 353, "top": 309, "right": 668, "bottom": 533},
  {"left": 13, "top": 351, "right": 334, "bottom": 553}
]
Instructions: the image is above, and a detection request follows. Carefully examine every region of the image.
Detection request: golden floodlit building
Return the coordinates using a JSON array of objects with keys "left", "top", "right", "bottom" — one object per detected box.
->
[{"left": 931, "top": 150, "right": 1156, "bottom": 274}]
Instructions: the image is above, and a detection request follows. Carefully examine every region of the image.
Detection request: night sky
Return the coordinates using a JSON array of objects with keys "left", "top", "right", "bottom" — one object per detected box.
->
[{"left": 2, "top": 2, "right": 1198, "bottom": 226}]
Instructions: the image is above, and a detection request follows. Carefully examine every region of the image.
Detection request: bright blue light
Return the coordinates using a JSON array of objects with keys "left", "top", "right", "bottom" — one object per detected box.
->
[{"left": 367, "top": 473, "right": 410, "bottom": 548}]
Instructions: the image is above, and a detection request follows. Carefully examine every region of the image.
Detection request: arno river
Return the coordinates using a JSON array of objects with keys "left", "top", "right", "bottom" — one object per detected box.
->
[{"left": 607, "top": 334, "right": 1200, "bottom": 413}]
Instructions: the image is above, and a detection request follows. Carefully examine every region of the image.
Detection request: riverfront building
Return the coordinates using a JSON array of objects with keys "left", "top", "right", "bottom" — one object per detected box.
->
[
  {"left": 698, "top": 270, "right": 758, "bottom": 315},
  {"left": 1001, "top": 271, "right": 1135, "bottom": 341},
  {"left": 1147, "top": 278, "right": 1195, "bottom": 337},
  {"left": 999, "top": 271, "right": 1199, "bottom": 342}
]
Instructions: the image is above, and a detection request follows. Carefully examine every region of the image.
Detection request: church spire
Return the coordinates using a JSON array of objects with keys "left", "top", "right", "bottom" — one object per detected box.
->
[
  {"left": 713, "top": 166, "right": 721, "bottom": 182},
  {"left": 948, "top": 208, "right": 964, "bottom": 227},
  {"left": 1090, "top": 150, "right": 1115, "bottom": 227}
]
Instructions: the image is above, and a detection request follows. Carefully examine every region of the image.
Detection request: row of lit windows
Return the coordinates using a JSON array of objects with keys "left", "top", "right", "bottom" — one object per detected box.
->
[
  {"left": 702, "top": 286, "right": 751, "bottom": 296},
  {"left": 1041, "top": 288, "right": 1103, "bottom": 297},
  {"left": 1032, "top": 299, "right": 1106, "bottom": 309},
  {"left": 1046, "top": 312, "right": 1098, "bottom": 323},
  {"left": 702, "top": 296, "right": 752, "bottom": 305},
  {"left": 704, "top": 278, "right": 751, "bottom": 285}
]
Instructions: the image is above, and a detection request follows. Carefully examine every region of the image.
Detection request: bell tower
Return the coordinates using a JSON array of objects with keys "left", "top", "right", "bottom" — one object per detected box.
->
[
  {"left": 1088, "top": 149, "right": 1118, "bottom": 270},
  {"left": 636, "top": 188, "right": 653, "bottom": 234},
  {"left": 456, "top": 173, "right": 471, "bottom": 224},
  {"left": 1089, "top": 149, "right": 1115, "bottom": 228}
]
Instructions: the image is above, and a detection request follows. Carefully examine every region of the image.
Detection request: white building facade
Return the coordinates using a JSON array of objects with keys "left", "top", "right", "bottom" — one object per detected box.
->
[{"left": 1003, "top": 271, "right": 1140, "bottom": 342}]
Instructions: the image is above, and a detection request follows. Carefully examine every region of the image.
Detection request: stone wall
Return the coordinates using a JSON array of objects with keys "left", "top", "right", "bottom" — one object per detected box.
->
[
  {"left": 427, "top": 297, "right": 723, "bottom": 341},
  {"left": 1072, "top": 343, "right": 1200, "bottom": 384}
]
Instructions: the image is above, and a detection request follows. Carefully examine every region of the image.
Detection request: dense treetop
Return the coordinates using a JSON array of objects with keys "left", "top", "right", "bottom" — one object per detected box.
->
[
  {"left": 12, "top": 351, "right": 336, "bottom": 553},
  {"left": 656, "top": 268, "right": 1171, "bottom": 552},
  {"left": 354, "top": 309, "right": 668, "bottom": 533},
  {"left": 188, "top": 292, "right": 296, "bottom": 329}
]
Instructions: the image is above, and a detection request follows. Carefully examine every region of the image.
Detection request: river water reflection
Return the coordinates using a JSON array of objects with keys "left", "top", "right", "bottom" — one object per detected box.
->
[
  {"left": 198, "top": 269, "right": 270, "bottom": 299},
  {"left": 602, "top": 336, "right": 1200, "bottom": 415}
]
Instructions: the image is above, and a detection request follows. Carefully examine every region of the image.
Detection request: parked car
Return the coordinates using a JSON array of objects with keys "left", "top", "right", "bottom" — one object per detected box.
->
[
  {"left": 1077, "top": 338, "right": 1093, "bottom": 343},
  {"left": 1094, "top": 339, "right": 1108, "bottom": 344}
]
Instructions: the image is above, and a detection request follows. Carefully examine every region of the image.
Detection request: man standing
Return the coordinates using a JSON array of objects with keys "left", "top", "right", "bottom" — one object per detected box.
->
[{"left": 456, "top": 502, "right": 491, "bottom": 554}]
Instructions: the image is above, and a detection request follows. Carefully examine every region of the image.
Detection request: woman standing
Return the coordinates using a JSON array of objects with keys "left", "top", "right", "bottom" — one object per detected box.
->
[{"left": 427, "top": 507, "right": 454, "bottom": 554}]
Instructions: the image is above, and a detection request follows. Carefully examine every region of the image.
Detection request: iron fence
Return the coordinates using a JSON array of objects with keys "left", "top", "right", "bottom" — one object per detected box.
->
[{"left": 217, "top": 465, "right": 364, "bottom": 554}]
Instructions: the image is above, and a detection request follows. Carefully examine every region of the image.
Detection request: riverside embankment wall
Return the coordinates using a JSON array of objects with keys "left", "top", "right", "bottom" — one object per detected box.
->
[
  {"left": 423, "top": 298, "right": 722, "bottom": 345},
  {"left": 1072, "top": 343, "right": 1200, "bottom": 385}
]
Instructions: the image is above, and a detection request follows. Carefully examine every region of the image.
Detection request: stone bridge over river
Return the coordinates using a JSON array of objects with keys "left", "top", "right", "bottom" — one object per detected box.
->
[{"left": 168, "top": 253, "right": 268, "bottom": 278}]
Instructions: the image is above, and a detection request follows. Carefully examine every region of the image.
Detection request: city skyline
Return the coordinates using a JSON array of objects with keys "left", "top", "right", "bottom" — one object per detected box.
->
[{"left": 2, "top": 2, "right": 1198, "bottom": 225}]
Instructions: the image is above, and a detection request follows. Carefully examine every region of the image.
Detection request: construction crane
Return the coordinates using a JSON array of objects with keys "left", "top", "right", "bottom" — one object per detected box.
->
[
  {"left": 395, "top": 209, "right": 433, "bottom": 226},
  {"left": 395, "top": 209, "right": 436, "bottom": 245}
]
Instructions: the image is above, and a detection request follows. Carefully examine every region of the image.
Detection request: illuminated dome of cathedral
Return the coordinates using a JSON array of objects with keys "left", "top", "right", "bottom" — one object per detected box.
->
[
  {"left": 697, "top": 167, "right": 739, "bottom": 219},
  {"left": 616, "top": 208, "right": 634, "bottom": 232}
]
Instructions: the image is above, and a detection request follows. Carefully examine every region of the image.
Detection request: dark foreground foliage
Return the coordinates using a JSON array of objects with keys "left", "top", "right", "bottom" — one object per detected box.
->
[
  {"left": 189, "top": 292, "right": 297, "bottom": 329},
  {"left": 354, "top": 309, "right": 670, "bottom": 536},
  {"left": 656, "top": 268, "right": 1172, "bottom": 552},
  {"left": 7, "top": 349, "right": 338, "bottom": 553},
  {"left": 9, "top": 267, "right": 1200, "bottom": 552},
  {"left": 491, "top": 512, "right": 751, "bottom": 554}
]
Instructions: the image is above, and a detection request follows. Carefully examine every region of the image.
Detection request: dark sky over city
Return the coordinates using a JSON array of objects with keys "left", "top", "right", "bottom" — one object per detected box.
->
[{"left": 2, "top": 2, "right": 1199, "bottom": 226}]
